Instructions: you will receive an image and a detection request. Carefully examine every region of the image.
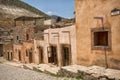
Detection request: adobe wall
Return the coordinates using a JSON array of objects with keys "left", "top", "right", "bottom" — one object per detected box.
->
[
  {"left": 22, "top": 42, "right": 34, "bottom": 63},
  {"left": 34, "top": 39, "right": 44, "bottom": 64},
  {"left": 3, "top": 43, "right": 13, "bottom": 60},
  {"left": 13, "top": 44, "right": 23, "bottom": 62},
  {"left": 75, "top": 0, "right": 120, "bottom": 69},
  {"left": 44, "top": 25, "right": 76, "bottom": 66}
]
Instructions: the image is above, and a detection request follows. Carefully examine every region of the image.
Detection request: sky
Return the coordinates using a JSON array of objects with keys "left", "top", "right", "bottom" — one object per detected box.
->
[{"left": 21, "top": 0, "right": 74, "bottom": 18}]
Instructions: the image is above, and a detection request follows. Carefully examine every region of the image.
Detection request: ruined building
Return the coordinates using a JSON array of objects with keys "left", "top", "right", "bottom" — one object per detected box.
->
[
  {"left": 0, "top": 27, "right": 13, "bottom": 60},
  {"left": 44, "top": 25, "right": 76, "bottom": 66},
  {"left": 13, "top": 16, "right": 43, "bottom": 63},
  {"left": 75, "top": 0, "right": 120, "bottom": 69},
  {"left": 33, "top": 16, "right": 76, "bottom": 66}
]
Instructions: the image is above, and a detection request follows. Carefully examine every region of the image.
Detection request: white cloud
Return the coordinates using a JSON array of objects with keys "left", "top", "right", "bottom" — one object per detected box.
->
[
  {"left": 46, "top": 11, "right": 58, "bottom": 16},
  {"left": 47, "top": 11, "right": 53, "bottom": 15}
]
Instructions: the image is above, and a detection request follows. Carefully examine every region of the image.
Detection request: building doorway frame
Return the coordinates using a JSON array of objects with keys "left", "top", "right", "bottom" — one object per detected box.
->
[
  {"left": 18, "top": 50, "right": 21, "bottom": 61},
  {"left": 29, "top": 50, "right": 33, "bottom": 63},
  {"left": 37, "top": 46, "right": 44, "bottom": 63},
  {"left": 61, "top": 44, "right": 71, "bottom": 66},
  {"left": 47, "top": 44, "right": 58, "bottom": 65}
]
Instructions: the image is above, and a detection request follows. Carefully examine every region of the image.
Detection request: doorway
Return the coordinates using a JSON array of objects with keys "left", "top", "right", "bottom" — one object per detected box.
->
[
  {"left": 0, "top": 44, "right": 3, "bottom": 57},
  {"left": 7, "top": 52, "right": 10, "bottom": 60},
  {"left": 61, "top": 44, "right": 71, "bottom": 66},
  {"left": 11, "top": 52, "right": 13, "bottom": 60},
  {"left": 48, "top": 45, "right": 58, "bottom": 65},
  {"left": 39, "top": 47, "right": 43, "bottom": 63},
  {"left": 29, "top": 51, "right": 33, "bottom": 63},
  {"left": 18, "top": 50, "right": 21, "bottom": 61}
]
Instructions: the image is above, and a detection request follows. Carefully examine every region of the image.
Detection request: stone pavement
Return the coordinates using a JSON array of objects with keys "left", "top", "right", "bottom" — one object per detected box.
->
[
  {"left": 0, "top": 64, "right": 77, "bottom": 80},
  {"left": 25, "top": 63, "right": 60, "bottom": 75},
  {"left": 0, "top": 57, "right": 120, "bottom": 80},
  {"left": 4, "top": 61, "right": 24, "bottom": 68},
  {"left": 0, "top": 57, "right": 7, "bottom": 63}
]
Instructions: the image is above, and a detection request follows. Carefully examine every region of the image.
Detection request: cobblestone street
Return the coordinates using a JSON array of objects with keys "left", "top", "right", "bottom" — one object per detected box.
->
[{"left": 0, "top": 63, "right": 77, "bottom": 80}]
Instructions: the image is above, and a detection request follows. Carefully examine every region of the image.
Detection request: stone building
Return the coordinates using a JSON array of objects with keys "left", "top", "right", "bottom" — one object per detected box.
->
[
  {"left": 0, "top": 27, "right": 13, "bottom": 60},
  {"left": 13, "top": 16, "right": 43, "bottom": 63},
  {"left": 75, "top": 0, "right": 120, "bottom": 69},
  {"left": 3, "top": 43, "right": 13, "bottom": 61},
  {"left": 0, "top": 28, "right": 10, "bottom": 57},
  {"left": 44, "top": 25, "right": 76, "bottom": 66},
  {"left": 13, "top": 24, "right": 35, "bottom": 63}
]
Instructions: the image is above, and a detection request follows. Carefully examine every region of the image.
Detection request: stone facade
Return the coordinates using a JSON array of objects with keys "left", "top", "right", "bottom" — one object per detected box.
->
[
  {"left": 13, "top": 44, "right": 23, "bottom": 62},
  {"left": 23, "top": 42, "right": 34, "bottom": 64},
  {"left": 3, "top": 43, "right": 13, "bottom": 61},
  {"left": 75, "top": 0, "right": 120, "bottom": 69},
  {"left": 13, "top": 24, "right": 35, "bottom": 63},
  {"left": 44, "top": 25, "right": 76, "bottom": 66},
  {"left": 0, "top": 27, "right": 12, "bottom": 57}
]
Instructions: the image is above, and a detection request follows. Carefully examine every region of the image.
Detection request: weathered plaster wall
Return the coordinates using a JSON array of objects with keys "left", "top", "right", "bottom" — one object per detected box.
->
[
  {"left": 3, "top": 43, "right": 13, "bottom": 60},
  {"left": 13, "top": 44, "right": 23, "bottom": 62},
  {"left": 22, "top": 42, "right": 34, "bottom": 64},
  {"left": 34, "top": 39, "right": 44, "bottom": 64},
  {"left": 75, "top": 0, "right": 120, "bottom": 69},
  {"left": 44, "top": 25, "right": 76, "bottom": 66}
]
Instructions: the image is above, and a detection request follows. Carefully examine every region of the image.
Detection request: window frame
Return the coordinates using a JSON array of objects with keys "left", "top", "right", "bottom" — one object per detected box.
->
[
  {"left": 91, "top": 27, "right": 111, "bottom": 50},
  {"left": 16, "top": 36, "right": 19, "bottom": 40},
  {"left": 26, "top": 34, "right": 29, "bottom": 40}
]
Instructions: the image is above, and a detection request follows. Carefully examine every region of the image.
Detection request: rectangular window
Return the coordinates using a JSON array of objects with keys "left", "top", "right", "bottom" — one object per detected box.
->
[
  {"left": 17, "top": 36, "right": 19, "bottom": 40},
  {"left": 61, "top": 44, "right": 71, "bottom": 66},
  {"left": 0, "top": 38, "right": 2, "bottom": 42},
  {"left": 94, "top": 31, "right": 108, "bottom": 46},
  {"left": 26, "top": 34, "right": 29, "bottom": 40},
  {"left": 91, "top": 28, "right": 111, "bottom": 50}
]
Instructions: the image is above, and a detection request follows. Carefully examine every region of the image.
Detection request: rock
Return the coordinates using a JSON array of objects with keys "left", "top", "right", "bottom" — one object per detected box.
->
[
  {"left": 45, "top": 66, "right": 60, "bottom": 75},
  {"left": 58, "top": 65, "right": 85, "bottom": 77},
  {"left": 99, "top": 78, "right": 108, "bottom": 80},
  {"left": 23, "top": 63, "right": 37, "bottom": 70},
  {"left": 103, "top": 69, "right": 120, "bottom": 80}
]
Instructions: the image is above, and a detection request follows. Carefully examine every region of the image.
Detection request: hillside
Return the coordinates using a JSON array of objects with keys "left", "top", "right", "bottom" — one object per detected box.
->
[{"left": 0, "top": 0, "right": 49, "bottom": 28}]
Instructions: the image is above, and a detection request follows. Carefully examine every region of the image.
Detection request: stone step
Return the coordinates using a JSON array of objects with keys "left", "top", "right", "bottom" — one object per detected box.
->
[
  {"left": 78, "top": 66, "right": 106, "bottom": 80},
  {"left": 58, "top": 65, "right": 86, "bottom": 77},
  {"left": 78, "top": 66, "right": 120, "bottom": 80},
  {"left": 33, "top": 64, "right": 51, "bottom": 72},
  {"left": 33, "top": 64, "right": 60, "bottom": 75},
  {"left": 104, "top": 69, "right": 120, "bottom": 80},
  {"left": 23, "top": 63, "right": 37, "bottom": 70},
  {"left": 45, "top": 67, "right": 60, "bottom": 75}
]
